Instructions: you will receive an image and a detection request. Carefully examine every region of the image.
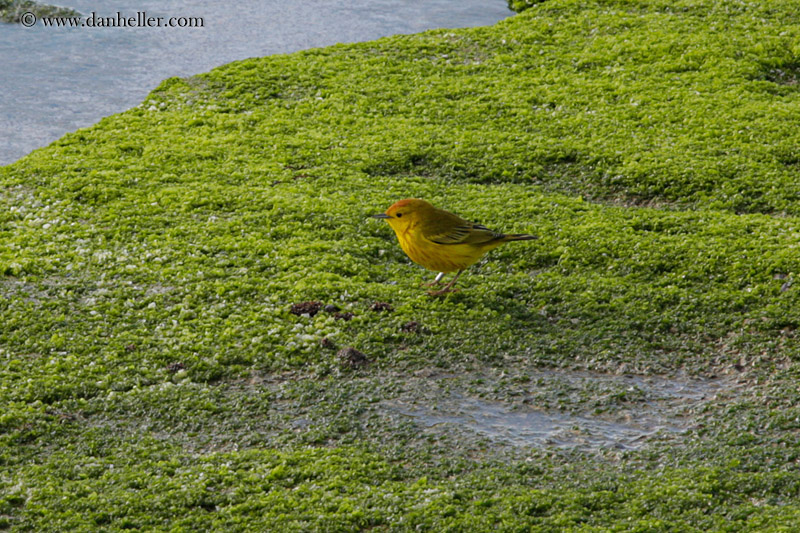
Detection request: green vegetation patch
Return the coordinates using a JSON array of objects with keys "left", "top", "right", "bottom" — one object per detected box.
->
[
  {"left": 4, "top": 0, "right": 800, "bottom": 529},
  {"left": 8, "top": 444, "right": 800, "bottom": 531},
  {"left": 507, "top": 0, "right": 548, "bottom": 14},
  {"left": 0, "top": 0, "right": 79, "bottom": 23}
]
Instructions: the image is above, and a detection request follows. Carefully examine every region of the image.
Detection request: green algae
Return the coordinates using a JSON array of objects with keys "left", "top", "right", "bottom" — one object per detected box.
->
[
  {"left": 0, "top": 0, "right": 79, "bottom": 23},
  {"left": 7, "top": 443, "right": 800, "bottom": 531},
  {"left": 4, "top": 0, "right": 800, "bottom": 529},
  {"left": 507, "top": 0, "right": 547, "bottom": 14}
]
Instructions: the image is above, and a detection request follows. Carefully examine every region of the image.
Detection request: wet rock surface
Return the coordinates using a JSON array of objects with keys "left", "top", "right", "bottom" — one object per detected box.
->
[
  {"left": 382, "top": 371, "right": 730, "bottom": 451},
  {"left": 230, "top": 366, "right": 741, "bottom": 457}
]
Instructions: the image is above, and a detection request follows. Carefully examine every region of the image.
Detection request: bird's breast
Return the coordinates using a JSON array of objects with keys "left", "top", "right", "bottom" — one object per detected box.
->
[{"left": 396, "top": 230, "right": 482, "bottom": 273}]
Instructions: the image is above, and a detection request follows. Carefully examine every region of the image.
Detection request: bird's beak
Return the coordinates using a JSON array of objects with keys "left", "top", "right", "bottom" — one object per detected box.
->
[{"left": 371, "top": 213, "right": 391, "bottom": 219}]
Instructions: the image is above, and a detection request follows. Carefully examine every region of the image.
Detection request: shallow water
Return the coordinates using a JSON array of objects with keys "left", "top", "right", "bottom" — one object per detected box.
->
[
  {"left": 383, "top": 372, "right": 731, "bottom": 451},
  {"left": 0, "top": 0, "right": 511, "bottom": 165},
  {"left": 390, "top": 396, "right": 684, "bottom": 450}
]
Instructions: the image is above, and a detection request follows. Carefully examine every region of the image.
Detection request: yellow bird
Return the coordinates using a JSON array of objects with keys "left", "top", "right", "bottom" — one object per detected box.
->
[{"left": 372, "top": 199, "right": 537, "bottom": 295}]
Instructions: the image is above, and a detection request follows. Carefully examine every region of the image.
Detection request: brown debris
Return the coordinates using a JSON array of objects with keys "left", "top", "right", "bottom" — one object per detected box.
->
[
  {"left": 400, "top": 321, "right": 422, "bottom": 333},
  {"left": 337, "top": 347, "right": 369, "bottom": 368},
  {"left": 370, "top": 302, "right": 394, "bottom": 312},
  {"left": 320, "top": 337, "right": 336, "bottom": 350},
  {"left": 290, "top": 301, "right": 323, "bottom": 317},
  {"left": 166, "top": 361, "right": 186, "bottom": 373}
]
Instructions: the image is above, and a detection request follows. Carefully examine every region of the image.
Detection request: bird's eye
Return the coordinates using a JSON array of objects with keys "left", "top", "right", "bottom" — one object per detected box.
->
[{"left": 396, "top": 213, "right": 402, "bottom": 218}]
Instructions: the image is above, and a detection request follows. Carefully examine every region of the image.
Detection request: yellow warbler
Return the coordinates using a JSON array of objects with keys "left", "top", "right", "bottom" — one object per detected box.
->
[{"left": 372, "top": 199, "right": 536, "bottom": 295}]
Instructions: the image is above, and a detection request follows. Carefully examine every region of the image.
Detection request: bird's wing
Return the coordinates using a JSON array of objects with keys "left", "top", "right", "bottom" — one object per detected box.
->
[{"left": 424, "top": 210, "right": 503, "bottom": 245}]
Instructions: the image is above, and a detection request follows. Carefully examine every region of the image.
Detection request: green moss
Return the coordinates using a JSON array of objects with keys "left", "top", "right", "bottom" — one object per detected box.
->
[
  {"left": 0, "top": 0, "right": 79, "bottom": 23},
  {"left": 8, "top": 445, "right": 800, "bottom": 531},
  {"left": 507, "top": 0, "right": 548, "bottom": 14},
  {"left": 4, "top": 0, "right": 800, "bottom": 529}
]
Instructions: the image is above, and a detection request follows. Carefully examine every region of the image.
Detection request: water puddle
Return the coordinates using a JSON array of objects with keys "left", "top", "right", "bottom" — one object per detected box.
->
[
  {"left": 382, "top": 372, "right": 732, "bottom": 452},
  {"left": 387, "top": 396, "right": 684, "bottom": 450}
]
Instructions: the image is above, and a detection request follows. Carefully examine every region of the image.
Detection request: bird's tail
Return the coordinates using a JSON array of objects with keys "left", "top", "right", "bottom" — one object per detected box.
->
[{"left": 501, "top": 233, "right": 538, "bottom": 241}]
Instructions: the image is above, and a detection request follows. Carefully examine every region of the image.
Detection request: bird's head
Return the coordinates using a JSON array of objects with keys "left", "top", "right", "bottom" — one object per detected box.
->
[{"left": 371, "top": 198, "right": 433, "bottom": 232}]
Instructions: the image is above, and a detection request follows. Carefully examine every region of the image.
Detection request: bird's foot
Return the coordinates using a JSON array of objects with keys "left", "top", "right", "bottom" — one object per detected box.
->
[
  {"left": 421, "top": 272, "right": 446, "bottom": 287},
  {"left": 426, "top": 270, "right": 463, "bottom": 296},
  {"left": 427, "top": 287, "right": 460, "bottom": 297}
]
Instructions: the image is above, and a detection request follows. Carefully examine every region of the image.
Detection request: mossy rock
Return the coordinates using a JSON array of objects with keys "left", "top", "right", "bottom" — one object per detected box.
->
[
  {"left": 0, "top": 0, "right": 79, "bottom": 23},
  {"left": 4, "top": 0, "right": 800, "bottom": 529}
]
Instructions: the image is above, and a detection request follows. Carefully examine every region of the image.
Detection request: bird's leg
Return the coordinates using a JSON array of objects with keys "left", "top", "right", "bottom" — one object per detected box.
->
[
  {"left": 422, "top": 272, "right": 446, "bottom": 287},
  {"left": 428, "top": 270, "right": 464, "bottom": 296}
]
